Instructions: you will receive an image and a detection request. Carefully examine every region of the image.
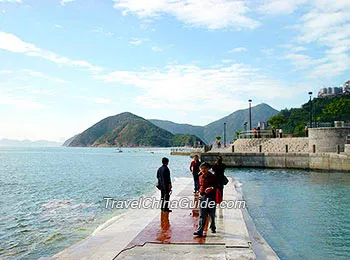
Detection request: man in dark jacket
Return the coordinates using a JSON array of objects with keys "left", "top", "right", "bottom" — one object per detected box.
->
[
  {"left": 157, "top": 157, "right": 172, "bottom": 212},
  {"left": 212, "top": 156, "right": 226, "bottom": 202}
]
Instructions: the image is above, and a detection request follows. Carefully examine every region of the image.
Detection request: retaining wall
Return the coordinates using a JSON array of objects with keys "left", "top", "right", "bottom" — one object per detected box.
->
[
  {"left": 201, "top": 152, "right": 350, "bottom": 172},
  {"left": 233, "top": 138, "right": 309, "bottom": 153},
  {"left": 233, "top": 127, "right": 350, "bottom": 154}
]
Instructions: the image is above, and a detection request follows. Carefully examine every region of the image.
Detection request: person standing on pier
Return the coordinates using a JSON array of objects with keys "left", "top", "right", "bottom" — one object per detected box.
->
[
  {"left": 212, "top": 156, "right": 226, "bottom": 203},
  {"left": 190, "top": 154, "right": 201, "bottom": 194},
  {"left": 157, "top": 157, "right": 172, "bottom": 212},
  {"left": 305, "top": 125, "right": 308, "bottom": 137},
  {"left": 193, "top": 162, "right": 217, "bottom": 237},
  {"left": 272, "top": 128, "right": 276, "bottom": 138}
]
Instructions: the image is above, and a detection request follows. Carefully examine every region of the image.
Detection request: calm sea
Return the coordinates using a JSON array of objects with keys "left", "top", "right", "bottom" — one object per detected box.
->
[
  {"left": 229, "top": 168, "right": 350, "bottom": 260},
  {"left": 0, "top": 147, "right": 349, "bottom": 259}
]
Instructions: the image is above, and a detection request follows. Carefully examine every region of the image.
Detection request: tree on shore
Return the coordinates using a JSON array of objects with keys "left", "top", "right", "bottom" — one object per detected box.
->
[
  {"left": 268, "top": 113, "right": 288, "bottom": 129},
  {"left": 266, "top": 95, "right": 350, "bottom": 137}
]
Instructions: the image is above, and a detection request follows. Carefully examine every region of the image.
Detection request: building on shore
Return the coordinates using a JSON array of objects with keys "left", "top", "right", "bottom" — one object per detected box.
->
[
  {"left": 317, "top": 80, "right": 350, "bottom": 97},
  {"left": 344, "top": 80, "right": 350, "bottom": 93}
]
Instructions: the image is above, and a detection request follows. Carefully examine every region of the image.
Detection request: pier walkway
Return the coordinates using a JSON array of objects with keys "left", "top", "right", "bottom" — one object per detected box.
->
[{"left": 52, "top": 178, "right": 278, "bottom": 260}]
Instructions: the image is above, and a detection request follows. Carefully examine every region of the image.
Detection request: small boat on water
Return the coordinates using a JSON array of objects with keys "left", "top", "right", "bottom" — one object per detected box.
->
[{"left": 116, "top": 148, "right": 123, "bottom": 153}]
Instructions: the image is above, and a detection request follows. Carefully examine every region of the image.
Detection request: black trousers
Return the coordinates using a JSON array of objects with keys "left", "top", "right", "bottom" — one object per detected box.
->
[{"left": 160, "top": 189, "right": 170, "bottom": 211}]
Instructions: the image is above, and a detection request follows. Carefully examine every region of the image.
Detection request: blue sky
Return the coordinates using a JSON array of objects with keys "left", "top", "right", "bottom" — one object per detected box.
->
[{"left": 0, "top": 0, "right": 349, "bottom": 142}]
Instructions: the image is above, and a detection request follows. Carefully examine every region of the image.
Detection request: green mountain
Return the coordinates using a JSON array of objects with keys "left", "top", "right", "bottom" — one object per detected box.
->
[
  {"left": 149, "top": 119, "right": 207, "bottom": 143},
  {"left": 67, "top": 112, "right": 203, "bottom": 147},
  {"left": 204, "top": 103, "right": 279, "bottom": 143},
  {"left": 268, "top": 95, "right": 350, "bottom": 136}
]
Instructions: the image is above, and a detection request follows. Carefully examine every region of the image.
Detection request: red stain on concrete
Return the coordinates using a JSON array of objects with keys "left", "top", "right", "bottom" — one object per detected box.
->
[{"left": 127, "top": 194, "right": 208, "bottom": 247}]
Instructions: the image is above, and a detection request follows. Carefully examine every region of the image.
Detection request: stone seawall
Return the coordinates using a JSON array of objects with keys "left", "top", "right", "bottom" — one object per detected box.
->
[
  {"left": 309, "top": 127, "right": 350, "bottom": 153},
  {"left": 201, "top": 152, "right": 350, "bottom": 172},
  {"left": 232, "top": 127, "right": 350, "bottom": 154},
  {"left": 233, "top": 138, "right": 309, "bottom": 153}
]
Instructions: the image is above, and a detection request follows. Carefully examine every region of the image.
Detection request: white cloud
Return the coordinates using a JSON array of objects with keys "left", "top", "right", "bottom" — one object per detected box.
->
[
  {"left": 75, "top": 96, "right": 111, "bottom": 104},
  {"left": 113, "top": 0, "right": 259, "bottom": 30},
  {"left": 221, "top": 59, "right": 234, "bottom": 64},
  {"left": 0, "top": 0, "right": 21, "bottom": 3},
  {"left": 0, "top": 89, "right": 47, "bottom": 109},
  {"left": 54, "top": 24, "right": 63, "bottom": 29},
  {"left": 261, "top": 48, "right": 274, "bottom": 55},
  {"left": 91, "top": 26, "right": 114, "bottom": 36},
  {"left": 21, "top": 69, "right": 66, "bottom": 83},
  {"left": 95, "top": 63, "right": 300, "bottom": 113},
  {"left": 15, "top": 85, "right": 54, "bottom": 95},
  {"left": 290, "top": 46, "right": 307, "bottom": 52},
  {"left": 263, "top": 0, "right": 350, "bottom": 79},
  {"left": 0, "top": 31, "right": 102, "bottom": 71},
  {"left": 228, "top": 47, "right": 247, "bottom": 53},
  {"left": 0, "top": 70, "right": 12, "bottom": 74},
  {"left": 295, "top": 3, "right": 350, "bottom": 78},
  {"left": 151, "top": 46, "right": 163, "bottom": 52},
  {"left": 129, "top": 37, "right": 147, "bottom": 45},
  {"left": 258, "top": 0, "right": 307, "bottom": 15},
  {"left": 283, "top": 52, "right": 322, "bottom": 70},
  {"left": 60, "top": 0, "right": 75, "bottom": 6}
]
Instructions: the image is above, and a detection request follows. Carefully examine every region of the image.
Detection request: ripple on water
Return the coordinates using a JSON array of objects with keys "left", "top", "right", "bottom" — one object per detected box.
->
[{"left": 0, "top": 147, "right": 199, "bottom": 259}]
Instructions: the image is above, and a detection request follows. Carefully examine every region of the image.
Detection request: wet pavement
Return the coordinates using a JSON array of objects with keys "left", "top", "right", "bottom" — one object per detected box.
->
[{"left": 51, "top": 177, "right": 278, "bottom": 260}]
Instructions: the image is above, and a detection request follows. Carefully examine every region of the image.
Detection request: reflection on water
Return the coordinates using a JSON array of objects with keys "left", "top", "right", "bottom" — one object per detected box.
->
[{"left": 228, "top": 168, "right": 350, "bottom": 260}]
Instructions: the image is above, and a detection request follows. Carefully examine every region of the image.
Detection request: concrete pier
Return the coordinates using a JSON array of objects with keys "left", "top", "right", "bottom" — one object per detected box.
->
[{"left": 50, "top": 178, "right": 278, "bottom": 259}]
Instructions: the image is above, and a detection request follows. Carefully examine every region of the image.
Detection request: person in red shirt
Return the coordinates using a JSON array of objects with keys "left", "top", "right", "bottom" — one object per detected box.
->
[
  {"left": 190, "top": 154, "right": 201, "bottom": 193},
  {"left": 193, "top": 162, "right": 218, "bottom": 237}
]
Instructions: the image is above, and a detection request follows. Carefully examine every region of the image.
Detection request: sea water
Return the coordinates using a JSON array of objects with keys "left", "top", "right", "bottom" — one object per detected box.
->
[
  {"left": 1, "top": 148, "right": 349, "bottom": 259},
  {"left": 0, "top": 147, "right": 191, "bottom": 259},
  {"left": 227, "top": 168, "right": 350, "bottom": 260}
]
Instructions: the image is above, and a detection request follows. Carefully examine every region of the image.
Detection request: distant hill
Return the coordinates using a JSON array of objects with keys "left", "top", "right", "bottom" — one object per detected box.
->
[
  {"left": 149, "top": 119, "right": 207, "bottom": 143},
  {"left": 66, "top": 104, "right": 278, "bottom": 147},
  {"left": 148, "top": 103, "right": 279, "bottom": 144},
  {"left": 67, "top": 112, "right": 203, "bottom": 147},
  {"left": 204, "top": 103, "right": 279, "bottom": 143},
  {"left": 0, "top": 139, "right": 62, "bottom": 147}
]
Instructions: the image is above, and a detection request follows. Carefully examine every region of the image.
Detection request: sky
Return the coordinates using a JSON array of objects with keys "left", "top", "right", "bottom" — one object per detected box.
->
[{"left": 0, "top": 0, "right": 349, "bottom": 142}]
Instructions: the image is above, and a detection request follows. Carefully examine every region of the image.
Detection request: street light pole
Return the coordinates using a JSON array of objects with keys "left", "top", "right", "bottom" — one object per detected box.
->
[
  {"left": 248, "top": 99, "right": 252, "bottom": 131},
  {"left": 308, "top": 92, "right": 312, "bottom": 128},
  {"left": 224, "top": 122, "right": 226, "bottom": 147}
]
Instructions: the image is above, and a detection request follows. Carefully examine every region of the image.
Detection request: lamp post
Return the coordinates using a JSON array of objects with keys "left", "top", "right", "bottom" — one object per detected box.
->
[
  {"left": 248, "top": 99, "right": 252, "bottom": 131},
  {"left": 308, "top": 92, "right": 312, "bottom": 128},
  {"left": 224, "top": 122, "right": 226, "bottom": 147}
]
